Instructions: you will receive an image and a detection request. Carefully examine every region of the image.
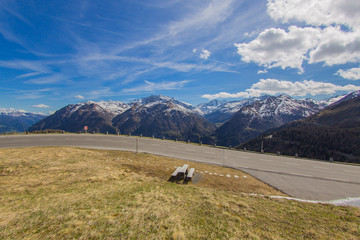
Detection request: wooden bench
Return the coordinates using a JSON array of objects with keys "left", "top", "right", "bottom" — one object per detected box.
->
[
  {"left": 178, "top": 164, "right": 189, "bottom": 179},
  {"left": 170, "top": 167, "right": 182, "bottom": 180},
  {"left": 185, "top": 168, "right": 195, "bottom": 181},
  {"left": 169, "top": 164, "right": 195, "bottom": 183}
]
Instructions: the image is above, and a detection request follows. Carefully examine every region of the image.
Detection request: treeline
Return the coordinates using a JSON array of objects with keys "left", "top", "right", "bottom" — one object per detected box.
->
[{"left": 239, "top": 123, "right": 360, "bottom": 164}]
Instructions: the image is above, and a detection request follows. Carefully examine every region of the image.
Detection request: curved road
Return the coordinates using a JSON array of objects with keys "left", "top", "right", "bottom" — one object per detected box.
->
[{"left": 1, "top": 134, "right": 359, "bottom": 203}]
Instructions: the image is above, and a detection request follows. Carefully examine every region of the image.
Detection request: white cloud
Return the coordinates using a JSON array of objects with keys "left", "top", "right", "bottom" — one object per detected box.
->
[
  {"left": 200, "top": 49, "right": 211, "bottom": 60},
  {"left": 75, "top": 95, "right": 85, "bottom": 99},
  {"left": 123, "top": 80, "right": 190, "bottom": 93},
  {"left": 202, "top": 79, "right": 359, "bottom": 100},
  {"left": 257, "top": 69, "right": 268, "bottom": 74},
  {"left": 267, "top": 0, "right": 360, "bottom": 29},
  {"left": 192, "top": 48, "right": 197, "bottom": 53},
  {"left": 336, "top": 66, "right": 360, "bottom": 80},
  {"left": 235, "top": 26, "right": 321, "bottom": 72},
  {"left": 308, "top": 26, "right": 360, "bottom": 66},
  {"left": 32, "top": 104, "right": 50, "bottom": 108},
  {"left": 234, "top": 0, "right": 360, "bottom": 72}
]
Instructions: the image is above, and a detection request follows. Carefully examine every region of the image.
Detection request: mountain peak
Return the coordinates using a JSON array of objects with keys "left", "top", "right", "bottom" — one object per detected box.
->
[{"left": 136, "top": 95, "right": 174, "bottom": 104}]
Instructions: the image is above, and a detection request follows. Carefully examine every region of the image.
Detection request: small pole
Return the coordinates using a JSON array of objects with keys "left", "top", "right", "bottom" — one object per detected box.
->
[
  {"left": 140, "top": 134, "right": 142, "bottom": 138},
  {"left": 261, "top": 141, "right": 264, "bottom": 153},
  {"left": 152, "top": 135, "right": 154, "bottom": 139},
  {"left": 222, "top": 149, "right": 225, "bottom": 166},
  {"left": 136, "top": 138, "right": 139, "bottom": 153},
  {"left": 187, "top": 140, "right": 190, "bottom": 144}
]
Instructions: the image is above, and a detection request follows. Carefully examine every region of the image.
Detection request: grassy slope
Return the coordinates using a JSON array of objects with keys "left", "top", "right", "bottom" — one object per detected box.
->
[{"left": 0, "top": 147, "right": 359, "bottom": 239}]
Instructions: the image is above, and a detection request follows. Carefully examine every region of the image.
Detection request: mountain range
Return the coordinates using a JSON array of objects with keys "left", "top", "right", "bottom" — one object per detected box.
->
[
  {"left": 0, "top": 108, "right": 45, "bottom": 134},
  {"left": 28, "top": 96, "right": 215, "bottom": 143},
  {"left": 239, "top": 92, "right": 360, "bottom": 163},
  {"left": 5, "top": 91, "right": 359, "bottom": 156}
]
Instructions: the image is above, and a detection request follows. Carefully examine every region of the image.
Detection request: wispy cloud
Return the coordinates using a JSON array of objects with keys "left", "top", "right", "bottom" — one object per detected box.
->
[
  {"left": 336, "top": 66, "right": 360, "bottom": 80},
  {"left": 24, "top": 74, "right": 66, "bottom": 84},
  {"left": 31, "top": 104, "right": 50, "bottom": 108},
  {"left": 75, "top": 95, "right": 85, "bottom": 99},
  {"left": 123, "top": 80, "right": 190, "bottom": 93}
]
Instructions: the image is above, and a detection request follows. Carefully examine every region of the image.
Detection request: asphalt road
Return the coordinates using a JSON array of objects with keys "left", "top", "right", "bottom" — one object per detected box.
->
[{"left": 1, "top": 134, "right": 359, "bottom": 202}]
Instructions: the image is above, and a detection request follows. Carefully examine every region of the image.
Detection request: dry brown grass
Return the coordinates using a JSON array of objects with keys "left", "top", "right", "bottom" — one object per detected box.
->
[{"left": 0, "top": 147, "right": 359, "bottom": 239}]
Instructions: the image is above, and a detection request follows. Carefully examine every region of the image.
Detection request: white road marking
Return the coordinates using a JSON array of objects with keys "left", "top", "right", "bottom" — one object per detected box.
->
[
  {"left": 290, "top": 173, "right": 313, "bottom": 177},
  {"left": 285, "top": 162, "right": 299, "bottom": 166},
  {"left": 259, "top": 158, "right": 272, "bottom": 162},
  {"left": 237, "top": 156, "right": 249, "bottom": 159},
  {"left": 151, "top": 144, "right": 161, "bottom": 147},
  {"left": 330, "top": 178, "right": 349, "bottom": 182},
  {"left": 185, "top": 148, "right": 196, "bottom": 151},
  {"left": 344, "top": 170, "right": 360, "bottom": 174},
  {"left": 314, "top": 166, "right": 329, "bottom": 170}
]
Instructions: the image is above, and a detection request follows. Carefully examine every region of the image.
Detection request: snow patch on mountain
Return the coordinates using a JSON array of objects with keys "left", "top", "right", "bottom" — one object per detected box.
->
[{"left": 0, "top": 108, "right": 46, "bottom": 117}]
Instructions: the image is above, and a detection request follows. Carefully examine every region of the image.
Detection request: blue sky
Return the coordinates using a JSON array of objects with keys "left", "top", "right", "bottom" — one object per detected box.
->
[{"left": 1, "top": 0, "right": 360, "bottom": 114}]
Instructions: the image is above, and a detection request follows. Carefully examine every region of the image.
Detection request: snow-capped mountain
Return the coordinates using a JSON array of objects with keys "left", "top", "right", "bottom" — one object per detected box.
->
[
  {"left": 28, "top": 95, "right": 215, "bottom": 142},
  {"left": 65, "top": 101, "right": 131, "bottom": 119},
  {"left": 28, "top": 101, "right": 130, "bottom": 133},
  {"left": 196, "top": 96, "right": 269, "bottom": 124},
  {"left": 0, "top": 108, "right": 46, "bottom": 133},
  {"left": 112, "top": 95, "right": 215, "bottom": 142},
  {"left": 214, "top": 95, "right": 326, "bottom": 147},
  {"left": 196, "top": 99, "right": 228, "bottom": 115},
  {"left": 130, "top": 95, "right": 201, "bottom": 115},
  {"left": 240, "top": 94, "right": 360, "bottom": 163}
]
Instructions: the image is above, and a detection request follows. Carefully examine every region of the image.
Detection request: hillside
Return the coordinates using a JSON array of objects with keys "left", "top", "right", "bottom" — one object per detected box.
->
[
  {"left": 28, "top": 96, "right": 215, "bottom": 143},
  {"left": 196, "top": 96, "right": 268, "bottom": 124},
  {"left": 28, "top": 102, "right": 125, "bottom": 134},
  {"left": 215, "top": 95, "right": 323, "bottom": 147},
  {"left": 1, "top": 147, "right": 359, "bottom": 239},
  {"left": 240, "top": 95, "right": 360, "bottom": 163},
  {"left": 112, "top": 96, "right": 215, "bottom": 142},
  {"left": 0, "top": 108, "right": 45, "bottom": 133}
]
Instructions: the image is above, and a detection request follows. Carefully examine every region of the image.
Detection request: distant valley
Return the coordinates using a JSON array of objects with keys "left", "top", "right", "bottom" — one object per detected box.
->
[{"left": 0, "top": 109, "right": 45, "bottom": 134}]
